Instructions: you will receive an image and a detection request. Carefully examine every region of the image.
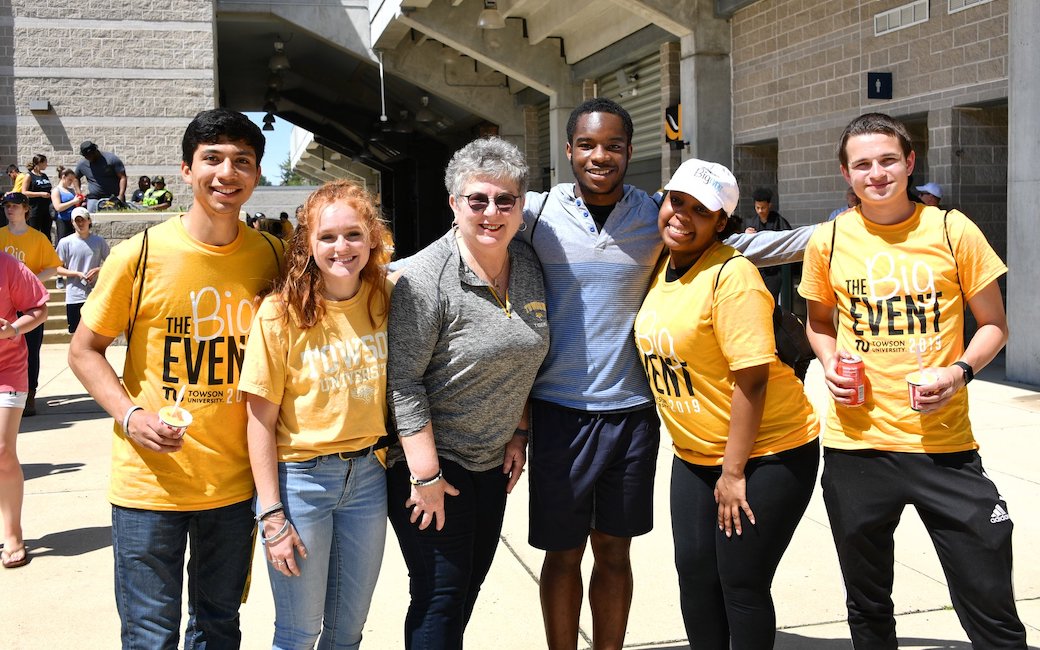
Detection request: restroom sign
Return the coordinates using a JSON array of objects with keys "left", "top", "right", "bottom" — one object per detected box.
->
[{"left": 867, "top": 72, "right": 893, "bottom": 100}]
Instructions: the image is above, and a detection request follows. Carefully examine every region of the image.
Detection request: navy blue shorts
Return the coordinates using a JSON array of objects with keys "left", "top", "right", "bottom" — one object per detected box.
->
[{"left": 527, "top": 399, "right": 660, "bottom": 551}]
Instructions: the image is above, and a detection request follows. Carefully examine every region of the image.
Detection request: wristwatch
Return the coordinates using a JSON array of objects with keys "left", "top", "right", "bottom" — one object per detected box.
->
[{"left": 952, "top": 360, "right": 974, "bottom": 385}]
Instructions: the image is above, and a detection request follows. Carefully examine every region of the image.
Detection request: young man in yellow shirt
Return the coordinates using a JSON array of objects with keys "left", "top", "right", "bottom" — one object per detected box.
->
[
  {"left": 799, "top": 112, "right": 1025, "bottom": 649},
  {"left": 69, "top": 109, "right": 284, "bottom": 649}
]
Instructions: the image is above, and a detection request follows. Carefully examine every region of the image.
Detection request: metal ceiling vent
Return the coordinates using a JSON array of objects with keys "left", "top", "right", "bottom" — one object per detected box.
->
[
  {"left": 874, "top": 0, "right": 929, "bottom": 36},
  {"left": 949, "top": 0, "right": 992, "bottom": 14}
]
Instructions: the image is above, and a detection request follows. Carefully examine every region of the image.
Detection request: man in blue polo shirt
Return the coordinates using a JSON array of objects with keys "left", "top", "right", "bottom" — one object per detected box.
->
[{"left": 518, "top": 97, "right": 813, "bottom": 649}]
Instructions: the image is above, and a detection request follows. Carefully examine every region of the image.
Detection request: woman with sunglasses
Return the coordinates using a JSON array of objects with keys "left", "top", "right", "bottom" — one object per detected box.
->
[{"left": 386, "top": 137, "right": 549, "bottom": 649}]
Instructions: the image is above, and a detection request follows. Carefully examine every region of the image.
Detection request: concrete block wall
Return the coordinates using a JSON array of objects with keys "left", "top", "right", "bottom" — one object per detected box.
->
[
  {"left": 1, "top": 0, "right": 215, "bottom": 196},
  {"left": 730, "top": 0, "right": 1009, "bottom": 226},
  {"left": 953, "top": 104, "right": 1008, "bottom": 262}
]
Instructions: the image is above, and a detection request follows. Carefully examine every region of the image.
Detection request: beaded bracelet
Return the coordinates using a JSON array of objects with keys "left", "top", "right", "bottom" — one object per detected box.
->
[{"left": 409, "top": 469, "right": 444, "bottom": 487}]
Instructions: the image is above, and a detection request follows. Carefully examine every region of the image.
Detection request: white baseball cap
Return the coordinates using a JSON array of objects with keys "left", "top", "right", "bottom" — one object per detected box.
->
[
  {"left": 915, "top": 182, "right": 943, "bottom": 199},
  {"left": 71, "top": 206, "right": 91, "bottom": 220},
  {"left": 663, "top": 158, "right": 740, "bottom": 215}
]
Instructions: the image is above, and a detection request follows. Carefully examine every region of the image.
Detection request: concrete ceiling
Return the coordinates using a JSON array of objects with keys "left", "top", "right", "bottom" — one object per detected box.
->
[{"left": 213, "top": 0, "right": 706, "bottom": 183}]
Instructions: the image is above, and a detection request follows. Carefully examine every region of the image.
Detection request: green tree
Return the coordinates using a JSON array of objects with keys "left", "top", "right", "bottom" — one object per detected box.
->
[
  {"left": 257, "top": 174, "right": 273, "bottom": 186},
  {"left": 279, "top": 156, "right": 306, "bottom": 186}
]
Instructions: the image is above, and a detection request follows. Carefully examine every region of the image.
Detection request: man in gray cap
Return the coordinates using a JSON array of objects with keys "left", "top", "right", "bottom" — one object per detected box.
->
[
  {"left": 74, "top": 140, "right": 127, "bottom": 212},
  {"left": 915, "top": 181, "right": 943, "bottom": 207}
]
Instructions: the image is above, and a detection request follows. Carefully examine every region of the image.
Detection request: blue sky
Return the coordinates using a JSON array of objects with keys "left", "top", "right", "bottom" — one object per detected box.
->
[{"left": 246, "top": 112, "right": 294, "bottom": 185}]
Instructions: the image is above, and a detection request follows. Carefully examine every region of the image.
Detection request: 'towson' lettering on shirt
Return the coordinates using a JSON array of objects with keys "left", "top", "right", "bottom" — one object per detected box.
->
[
  {"left": 161, "top": 287, "right": 256, "bottom": 402},
  {"left": 634, "top": 310, "right": 701, "bottom": 415},
  {"left": 299, "top": 332, "right": 388, "bottom": 398},
  {"left": 845, "top": 251, "right": 945, "bottom": 354}
]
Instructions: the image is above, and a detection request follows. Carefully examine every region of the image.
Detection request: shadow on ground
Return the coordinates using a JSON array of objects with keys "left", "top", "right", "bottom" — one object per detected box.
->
[
  {"left": 18, "top": 392, "right": 109, "bottom": 433},
  {"left": 22, "top": 462, "right": 85, "bottom": 481},
  {"left": 25, "top": 525, "right": 111, "bottom": 558}
]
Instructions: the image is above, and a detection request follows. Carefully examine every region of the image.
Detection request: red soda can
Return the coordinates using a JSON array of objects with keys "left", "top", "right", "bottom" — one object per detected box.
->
[{"left": 837, "top": 354, "right": 866, "bottom": 407}]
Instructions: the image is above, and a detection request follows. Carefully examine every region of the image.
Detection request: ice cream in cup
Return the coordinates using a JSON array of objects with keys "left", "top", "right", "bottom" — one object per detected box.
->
[
  {"left": 906, "top": 370, "right": 938, "bottom": 412},
  {"left": 158, "top": 405, "right": 192, "bottom": 437}
]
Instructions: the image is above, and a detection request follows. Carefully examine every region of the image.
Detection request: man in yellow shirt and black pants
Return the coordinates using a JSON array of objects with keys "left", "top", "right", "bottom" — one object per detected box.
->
[
  {"left": 69, "top": 109, "right": 284, "bottom": 649},
  {"left": 799, "top": 112, "right": 1026, "bottom": 649}
]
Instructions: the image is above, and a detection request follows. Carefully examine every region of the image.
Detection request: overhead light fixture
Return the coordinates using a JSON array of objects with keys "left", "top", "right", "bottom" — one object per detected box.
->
[
  {"left": 477, "top": 0, "right": 505, "bottom": 29},
  {"left": 262, "top": 113, "right": 276, "bottom": 131},
  {"left": 267, "top": 73, "right": 283, "bottom": 89},
  {"left": 263, "top": 101, "right": 278, "bottom": 113},
  {"left": 269, "top": 41, "right": 291, "bottom": 72},
  {"left": 265, "top": 88, "right": 280, "bottom": 103},
  {"left": 415, "top": 96, "right": 435, "bottom": 123}
]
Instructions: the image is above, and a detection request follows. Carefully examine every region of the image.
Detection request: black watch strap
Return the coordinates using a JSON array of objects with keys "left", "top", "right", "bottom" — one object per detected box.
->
[{"left": 952, "top": 360, "right": 974, "bottom": 384}]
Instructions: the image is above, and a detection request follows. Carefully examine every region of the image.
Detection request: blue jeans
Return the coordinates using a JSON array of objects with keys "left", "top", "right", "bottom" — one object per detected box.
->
[
  {"left": 111, "top": 499, "right": 254, "bottom": 650},
  {"left": 386, "top": 458, "right": 509, "bottom": 650},
  {"left": 269, "top": 452, "right": 387, "bottom": 650}
]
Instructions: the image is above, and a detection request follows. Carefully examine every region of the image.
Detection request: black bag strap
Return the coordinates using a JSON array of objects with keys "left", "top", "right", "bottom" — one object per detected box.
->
[
  {"left": 528, "top": 193, "right": 548, "bottom": 240},
  {"left": 127, "top": 227, "right": 150, "bottom": 341},
  {"left": 260, "top": 231, "right": 285, "bottom": 275},
  {"left": 713, "top": 254, "right": 743, "bottom": 295}
]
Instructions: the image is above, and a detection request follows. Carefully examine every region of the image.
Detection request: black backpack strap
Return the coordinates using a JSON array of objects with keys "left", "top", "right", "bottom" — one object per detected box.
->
[
  {"left": 529, "top": 193, "right": 548, "bottom": 240},
  {"left": 127, "top": 227, "right": 149, "bottom": 341},
  {"left": 260, "top": 231, "right": 285, "bottom": 275},
  {"left": 713, "top": 254, "right": 743, "bottom": 294}
]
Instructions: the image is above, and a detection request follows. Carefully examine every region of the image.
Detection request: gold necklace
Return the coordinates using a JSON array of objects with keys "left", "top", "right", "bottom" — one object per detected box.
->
[{"left": 456, "top": 230, "right": 512, "bottom": 318}]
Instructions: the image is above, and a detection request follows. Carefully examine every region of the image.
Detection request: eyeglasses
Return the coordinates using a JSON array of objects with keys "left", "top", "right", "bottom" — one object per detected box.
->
[{"left": 460, "top": 192, "right": 519, "bottom": 212}]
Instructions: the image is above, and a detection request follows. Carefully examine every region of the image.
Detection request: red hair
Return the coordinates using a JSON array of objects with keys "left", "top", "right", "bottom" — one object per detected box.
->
[{"left": 273, "top": 179, "right": 391, "bottom": 329}]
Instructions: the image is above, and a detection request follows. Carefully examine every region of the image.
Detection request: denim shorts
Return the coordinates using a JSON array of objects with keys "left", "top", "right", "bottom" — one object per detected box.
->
[{"left": 0, "top": 391, "right": 27, "bottom": 408}]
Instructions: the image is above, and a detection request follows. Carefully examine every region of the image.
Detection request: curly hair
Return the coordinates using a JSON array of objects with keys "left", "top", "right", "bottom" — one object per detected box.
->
[
  {"left": 444, "top": 137, "right": 528, "bottom": 198},
  {"left": 273, "top": 179, "right": 391, "bottom": 330}
]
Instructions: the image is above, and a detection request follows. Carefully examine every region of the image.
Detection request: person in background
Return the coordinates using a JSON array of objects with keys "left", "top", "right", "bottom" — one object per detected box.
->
[
  {"left": 800, "top": 112, "right": 1024, "bottom": 649},
  {"left": 56, "top": 207, "right": 109, "bottom": 334},
  {"left": 827, "top": 186, "right": 860, "bottom": 221},
  {"left": 279, "top": 210, "right": 294, "bottom": 240},
  {"left": 74, "top": 140, "right": 127, "bottom": 213},
  {"left": 142, "top": 176, "right": 173, "bottom": 211},
  {"left": 742, "top": 188, "right": 792, "bottom": 302},
  {"left": 243, "top": 179, "right": 393, "bottom": 649},
  {"left": 0, "top": 192, "right": 64, "bottom": 417},
  {"left": 68, "top": 108, "right": 284, "bottom": 648},
  {"left": 914, "top": 181, "right": 942, "bottom": 207},
  {"left": 130, "top": 175, "right": 151, "bottom": 205},
  {"left": 387, "top": 137, "right": 549, "bottom": 649},
  {"left": 258, "top": 217, "right": 283, "bottom": 237},
  {"left": 635, "top": 158, "right": 819, "bottom": 649},
  {"left": 23, "top": 154, "right": 53, "bottom": 238},
  {"left": 0, "top": 250, "right": 49, "bottom": 568},
  {"left": 7, "top": 164, "right": 26, "bottom": 192},
  {"left": 52, "top": 168, "right": 86, "bottom": 246}
]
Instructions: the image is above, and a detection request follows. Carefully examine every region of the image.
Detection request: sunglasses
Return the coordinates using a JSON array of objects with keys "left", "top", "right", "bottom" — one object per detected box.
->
[{"left": 460, "top": 192, "right": 519, "bottom": 212}]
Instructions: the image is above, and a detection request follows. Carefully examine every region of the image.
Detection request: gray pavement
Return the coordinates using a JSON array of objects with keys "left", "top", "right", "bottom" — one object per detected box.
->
[{"left": 1, "top": 342, "right": 1038, "bottom": 649}]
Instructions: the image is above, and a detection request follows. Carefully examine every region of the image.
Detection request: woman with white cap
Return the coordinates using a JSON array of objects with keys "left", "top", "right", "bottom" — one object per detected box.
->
[{"left": 632, "top": 159, "right": 820, "bottom": 650}]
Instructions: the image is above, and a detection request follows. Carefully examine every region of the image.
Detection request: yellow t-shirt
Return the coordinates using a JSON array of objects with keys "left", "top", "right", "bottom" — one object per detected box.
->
[
  {"left": 0, "top": 226, "right": 62, "bottom": 274},
  {"left": 635, "top": 242, "right": 819, "bottom": 466},
  {"left": 12, "top": 173, "right": 27, "bottom": 193},
  {"left": 281, "top": 220, "right": 294, "bottom": 241},
  {"left": 239, "top": 282, "right": 391, "bottom": 462},
  {"left": 798, "top": 205, "right": 1006, "bottom": 452},
  {"left": 81, "top": 216, "right": 285, "bottom": 510}
]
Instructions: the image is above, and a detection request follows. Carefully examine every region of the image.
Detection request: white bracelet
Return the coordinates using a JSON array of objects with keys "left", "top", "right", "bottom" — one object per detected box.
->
[
  {"left": 8, "top": 322, "right": 19, "bottom": 338},
  {"left": 122, "top": 405, "right": 143, "bottom": 435}
]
